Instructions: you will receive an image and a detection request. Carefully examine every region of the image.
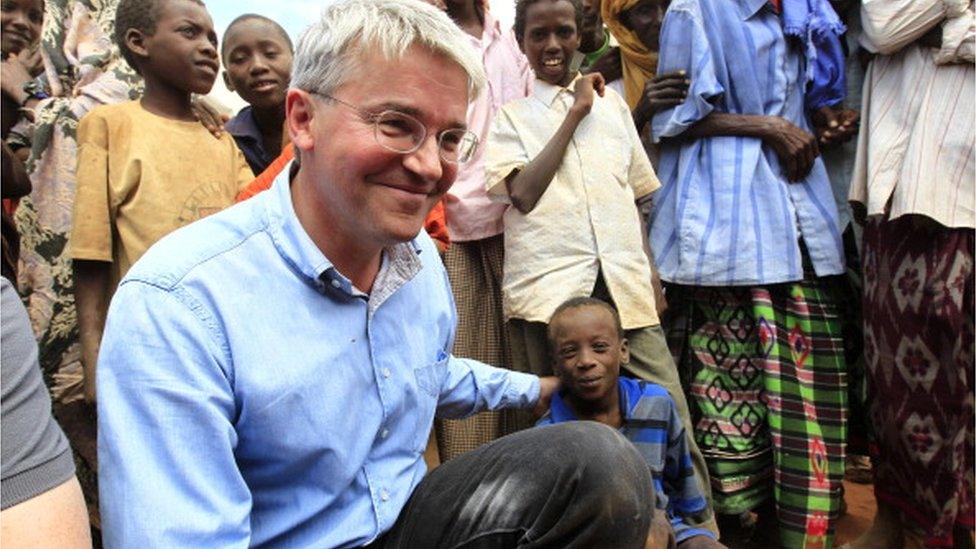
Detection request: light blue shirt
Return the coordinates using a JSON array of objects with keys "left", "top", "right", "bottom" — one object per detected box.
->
[
  {"left": 650, "top": 0, "right": 845, "bottom": 286},
  {"left": 97, "top": 166, "right": 540, "bottom": 548}
]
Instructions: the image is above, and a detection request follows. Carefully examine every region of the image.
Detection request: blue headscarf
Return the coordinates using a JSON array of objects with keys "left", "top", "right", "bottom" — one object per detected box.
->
[{"left": 781, "top": 0, "right": 847, "bottom": 111}]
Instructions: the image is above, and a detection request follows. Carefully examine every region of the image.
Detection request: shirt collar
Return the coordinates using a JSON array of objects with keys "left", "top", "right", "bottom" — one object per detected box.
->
[
  {"left": 263, "top": 163, "right": 423, "bottom": 296},
  {"left": 548, "top": 378, "right": 633, "bottom": 423},
  {"left": 740, "top": 0, "right": 772, "bottom": 19},
  {"left": 532, "top": 72, "right": 584, "bottom": 108},
  {"left": 225, "top": 106, "right": 263, "bottom": 142}
]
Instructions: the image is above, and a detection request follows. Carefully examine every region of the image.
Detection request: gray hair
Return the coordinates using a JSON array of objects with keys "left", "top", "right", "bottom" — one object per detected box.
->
[{"left": 292, "top": 0, "right": 487, "bottom": 101}]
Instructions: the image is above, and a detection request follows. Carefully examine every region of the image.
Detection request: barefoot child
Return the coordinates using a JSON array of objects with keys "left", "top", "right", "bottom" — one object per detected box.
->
[
  {"left": 538, "top": 297, "right": 722, "bottom": 548},
  {"left": 221, "top": 14, "right": 293, "bottom": 175},
  {"left": 70, "top": 0, "right": 253, "bottom": 403}
]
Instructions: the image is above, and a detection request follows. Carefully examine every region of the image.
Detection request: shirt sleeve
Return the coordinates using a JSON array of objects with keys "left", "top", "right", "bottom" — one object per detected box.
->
[
  {"left": 615, "top": 93, "right": 661, "bottom": 199},
  {"left": 651, "top": 7, "right": 725, "bottom": 142},
  {"left": 1, "top": 278, "right": 75, "bottom": 510},
  {"left": 434, "top": 356, "right": 540, "bottom": 419},
  {"left": 936, "top": 2, "right": 975, "bottom": 64},
  {"left": 97, "top": 280, "right": 252, "bottom": 548},
  {"left": 233, "top": 143, "right": 256, "bottom": 192},
  {"left": 859, "top": 0, "right": 946, "bottom": 54},
  {"left": 663, "top": 398, "right": 715, "bottom": 544},
  {"left": 69, "top": 111, "right": 114, "bottom": 262},
  {"left": 484, "top": 106, "right": 528, "bottom": 204}
]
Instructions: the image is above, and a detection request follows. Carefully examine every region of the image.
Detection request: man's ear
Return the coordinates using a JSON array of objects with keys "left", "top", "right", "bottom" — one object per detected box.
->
[
  {"left": 285, "top": 89, "right": 316, "bottom": 156},
  {"left": 222, "top": 71, "right": 235, "bottom": 92},
  {"left": 620, "top": 337, "right": 630, "bottom": 365},
  {"left": 124, "top": 28, "right": 150, "bottom": 61}
]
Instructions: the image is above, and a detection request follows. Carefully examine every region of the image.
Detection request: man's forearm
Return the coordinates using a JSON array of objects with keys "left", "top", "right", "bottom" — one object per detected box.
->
[
  {"left": 506, "top": 108, "right": 586, "bottom": 214},
  {"left": 664, "top": 112, "right": 771, "bottom": 142},
  {"left": 72, "top": 260, "right": 111, "bottom": 400}
]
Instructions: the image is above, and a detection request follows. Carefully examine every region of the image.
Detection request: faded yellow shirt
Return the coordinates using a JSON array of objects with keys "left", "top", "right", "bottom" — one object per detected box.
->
[
  {"left": 70, "top": 101, "right": 253, "bottom": 286},
  {"left": 486, "top": 76, "right": 661, "bottom": 330}
]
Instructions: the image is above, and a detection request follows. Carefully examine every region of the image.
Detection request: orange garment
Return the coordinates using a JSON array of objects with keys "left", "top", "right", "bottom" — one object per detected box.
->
[{"left": 236, "top": 143, "right": 451, "bottom": 252}]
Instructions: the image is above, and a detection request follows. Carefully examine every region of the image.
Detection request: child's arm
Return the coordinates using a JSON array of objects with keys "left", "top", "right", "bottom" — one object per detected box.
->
[
  {"left": 504, "top": 73, "right": 605, "bottom": 214},
  {"left": 73, "top": 261, "right": 111, "bottom": 404},
  {"left": 664, "top": 403, "right": 718, "bottom": 545},
  {"left": 69, "top": 110, "right": 114, "bottom": 404}
]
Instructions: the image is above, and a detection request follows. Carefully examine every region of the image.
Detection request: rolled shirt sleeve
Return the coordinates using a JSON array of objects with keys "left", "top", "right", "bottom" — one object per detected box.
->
[
  {"left": 98, "top": 280, "right": 252, "bottom": 548},
  {"left": 859, "top": 0, "right": 946, "bottom": 54},
  {"left": 485, "top": 106, "right": 528, "bottom": 204},
  {"left": 435, "top": 355, "right": 540, "bottom": 419},
  {"left": 937, "top": 1, "right": 975, "bottom": 64},
  {"left": 651, "top": 7, "right": 725, "bottom": 141}
]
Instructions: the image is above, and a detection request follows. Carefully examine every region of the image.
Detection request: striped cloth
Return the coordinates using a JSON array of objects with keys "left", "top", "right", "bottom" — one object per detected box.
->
[
  {"left": 664, "top": 270, "right": 847, "bottom": 548},
  {"left": 850, "top": 0, "right": 975, "bottom": 229},
  {"left": 537, "top": 377, "right": 715, "bottom": 544}
]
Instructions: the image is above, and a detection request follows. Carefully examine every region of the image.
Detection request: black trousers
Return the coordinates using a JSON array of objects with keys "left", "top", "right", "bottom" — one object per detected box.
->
[{"left": 372, "top": 422, "right": 654, "bottom": 549}]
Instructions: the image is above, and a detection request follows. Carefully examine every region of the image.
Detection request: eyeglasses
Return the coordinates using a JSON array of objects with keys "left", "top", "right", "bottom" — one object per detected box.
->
[{"left": 314, "top": 93, "right": 479, "bottom": 164}]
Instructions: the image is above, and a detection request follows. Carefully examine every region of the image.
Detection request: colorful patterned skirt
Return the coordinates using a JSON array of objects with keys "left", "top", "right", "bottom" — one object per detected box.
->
[
  {"left": 665, "top": 274, "right": 847, "bottom": 548},
  {"left": 862, "top": 215, "right": 974, "bottom": 546}
]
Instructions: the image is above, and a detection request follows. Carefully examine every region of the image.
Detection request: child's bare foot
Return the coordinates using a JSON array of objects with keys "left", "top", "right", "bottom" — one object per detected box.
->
[{"left": 842, "top": 501, "right": 904, "bottom": 549}]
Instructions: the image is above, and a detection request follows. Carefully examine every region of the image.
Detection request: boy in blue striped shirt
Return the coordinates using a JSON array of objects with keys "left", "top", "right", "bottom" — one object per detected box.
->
[{"left": 538, "top": 297, "right": 722, "bottom": 548}]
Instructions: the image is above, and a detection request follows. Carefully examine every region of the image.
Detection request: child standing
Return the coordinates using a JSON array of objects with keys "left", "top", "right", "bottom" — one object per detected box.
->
[
  {"left": 487, "top": 0, "right": 716, "bottom": 536},
  {"left": 221, "top": 14, "right": 293, "bottom": 175},
  {"left": 70, "top": 0, "right": 253, "bottom": 403},
  {"left": 539, "top": 297, "right": 723, "bottom": 548}
]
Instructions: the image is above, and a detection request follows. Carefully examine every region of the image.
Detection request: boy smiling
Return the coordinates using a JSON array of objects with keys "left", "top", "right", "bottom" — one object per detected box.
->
[
  {"left": 538, "top": 297, "right": 722, "bottom": 548},
  {"left": 488, "top": 0, "right": 717, "bottom": 536}
]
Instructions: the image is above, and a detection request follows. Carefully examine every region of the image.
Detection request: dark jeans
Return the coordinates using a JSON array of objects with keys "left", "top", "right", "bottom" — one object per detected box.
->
[{"left": 373, "top": 422, "right": 654, "bottom": 549}]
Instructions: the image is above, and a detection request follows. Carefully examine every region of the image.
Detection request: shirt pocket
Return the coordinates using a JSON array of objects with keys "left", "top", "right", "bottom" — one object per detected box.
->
[{"left": 412, "top": 353, "right": 448, "bottom": 452}]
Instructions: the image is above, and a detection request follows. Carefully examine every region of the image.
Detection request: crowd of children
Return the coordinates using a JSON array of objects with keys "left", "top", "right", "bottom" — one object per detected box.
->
[{"left": 1, "top": 0, "right": 972, "bottom": 547}]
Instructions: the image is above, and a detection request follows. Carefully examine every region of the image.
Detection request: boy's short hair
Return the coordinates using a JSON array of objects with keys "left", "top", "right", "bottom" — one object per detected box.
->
[
  {"left": 514, "top": 0, "right": 584, "bottom": 42},
  {"left": 220, "top": 14, "right": 294, "bottom": 61},
  {"left": 547, "top": 296, "right": 624, "bottom": 350},
  {"left": 114, "top": 0, "right": 204, "bottom": 74}
]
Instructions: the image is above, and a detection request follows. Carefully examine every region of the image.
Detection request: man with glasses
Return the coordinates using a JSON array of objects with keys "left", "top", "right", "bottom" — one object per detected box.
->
[{"left": 95, "top": 1, "right": 658, "bottom": 547}]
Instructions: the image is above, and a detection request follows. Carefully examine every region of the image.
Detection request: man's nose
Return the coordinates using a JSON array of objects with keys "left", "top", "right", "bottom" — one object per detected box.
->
[
  {"left": 250, "top": 55, "right": 270, "bottom": 74},
  {"left": 403, "top": 134, "right": 444, "bottom": 185}
]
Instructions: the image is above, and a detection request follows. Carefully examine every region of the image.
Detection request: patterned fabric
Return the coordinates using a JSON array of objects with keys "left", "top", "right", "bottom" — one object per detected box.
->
[
  {"left": 537, "top": 377, "right": 716, "bottom": 544},
  {"left": 435, "top": 235, "right": 510, "bottom": 460},
  {"left": 14, "top": 0, "right": 141, "bottom": 392},
  {"left": 862, "top": 215, "right": 975, "bottom": 546},
  {"left": 666, "top": 273, "right": 847, "bottom": 548}
]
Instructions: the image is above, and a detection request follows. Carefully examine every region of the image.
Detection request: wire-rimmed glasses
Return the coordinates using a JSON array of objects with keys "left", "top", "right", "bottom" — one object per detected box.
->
[{"left": 315, "top": 93, "right": 479, "bottom": 164}]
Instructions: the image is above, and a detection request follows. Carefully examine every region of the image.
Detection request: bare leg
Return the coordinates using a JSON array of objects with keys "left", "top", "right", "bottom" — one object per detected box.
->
[{"left": 843, "top": 500, "right": 904, "bottom": 549}]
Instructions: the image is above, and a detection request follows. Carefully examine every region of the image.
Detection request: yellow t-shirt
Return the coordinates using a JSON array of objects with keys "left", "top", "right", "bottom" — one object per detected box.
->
[{"left": 70, "top": 101, "right": 254, "bottom": 285}]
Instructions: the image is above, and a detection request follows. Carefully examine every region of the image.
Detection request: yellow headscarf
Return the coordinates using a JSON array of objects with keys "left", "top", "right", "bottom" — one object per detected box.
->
[{"left": 601, "top": 0, "right": 659, "bottom": 110}]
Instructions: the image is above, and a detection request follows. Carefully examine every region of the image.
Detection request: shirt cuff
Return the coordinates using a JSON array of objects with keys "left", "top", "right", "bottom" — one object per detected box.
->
[
  {"left": 674, "top": 527, "right": 717, "bottom": 544},
  {"left": 507, "top": 371, "right": 540, "bottom": 408}
]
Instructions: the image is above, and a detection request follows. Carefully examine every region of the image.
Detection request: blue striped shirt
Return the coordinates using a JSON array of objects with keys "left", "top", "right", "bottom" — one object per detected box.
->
[
  {"left": 537, "top": 377, "right": 714, "bottom": 543},
  {"left": 649, "top": 0, "right": 845, "bottom": 286}
]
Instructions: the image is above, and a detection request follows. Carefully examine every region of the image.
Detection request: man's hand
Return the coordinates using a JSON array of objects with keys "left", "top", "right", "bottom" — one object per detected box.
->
[
  {"left": 812, "top": 106, "right": 859, "bottom": 147},
  {"left": 533, "top": 376, "right": 561, "bottom": 418},
  {"left": 760, "top": 116, "right": 820, "bottom": 182},
  {"left": 585, "top": 47, "right": 622, "bottom": 83},
  {"left": 571, "top": 72, "right": 606, "bottom": 116},
  {"left": 634, "top": 71, "right": 690, "bottom": 131}
]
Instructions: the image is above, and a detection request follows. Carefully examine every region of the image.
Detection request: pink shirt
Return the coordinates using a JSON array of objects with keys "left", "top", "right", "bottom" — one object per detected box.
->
[{"left": 445, "top": 12, "right": 533, "bottom": 242}]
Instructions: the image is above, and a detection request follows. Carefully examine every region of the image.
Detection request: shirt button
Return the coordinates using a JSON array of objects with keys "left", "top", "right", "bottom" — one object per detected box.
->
[
  {"left": 382, "top": 368, "right": 391, "bottom": 379},
  {"left": 330, "top": 279, "right": 341, "bottom": 289},
  {"left": 380, "top": 490, "right": 390, "bottom": 502},
  {"left": 380, "top": 429, "right": 389, "bottom": 439}
]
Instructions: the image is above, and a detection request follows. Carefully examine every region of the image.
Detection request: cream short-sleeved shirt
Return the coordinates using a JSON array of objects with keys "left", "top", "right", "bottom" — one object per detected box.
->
[
  {"left": 70, "top": 101, "right": 253, "bottom": 287},
  {"left": 486, "top": 76, "right": 661, "bottom": 330}
]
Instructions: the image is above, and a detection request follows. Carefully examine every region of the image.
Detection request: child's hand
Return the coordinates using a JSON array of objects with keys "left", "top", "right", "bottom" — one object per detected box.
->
[
  {"left": 533, "top": 376, "right": 561, "bottom": 418},
  {"left": 571, "top": 73, "right": 605, "bottom": 116},
  {"left": 191, "top": 95, "right": 231, "bottom": 139}
]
